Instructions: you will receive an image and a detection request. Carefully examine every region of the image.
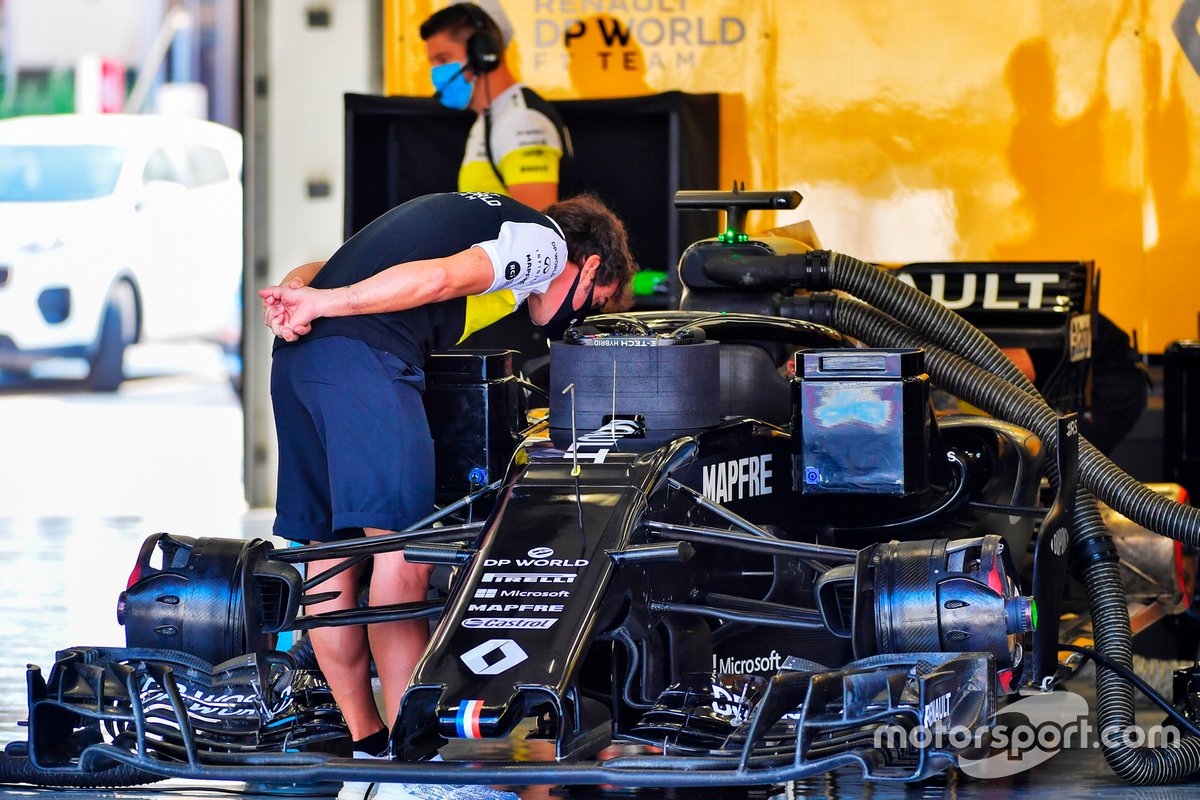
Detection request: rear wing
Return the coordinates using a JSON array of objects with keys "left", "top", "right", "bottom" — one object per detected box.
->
[{"left": 886, "top": 260, "right": 1096, "bottom": 413}]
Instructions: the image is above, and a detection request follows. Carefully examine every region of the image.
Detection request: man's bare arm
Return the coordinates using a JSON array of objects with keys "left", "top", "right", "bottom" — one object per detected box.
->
[
  {"left": 258, "top": 246, "right": 496, "bottom": 341},
  {"left": 332, "top": 247, "right": 495, "bottom": 316},
  {"left": 280, "top": 260, "right": 327, "bottom": 288}
]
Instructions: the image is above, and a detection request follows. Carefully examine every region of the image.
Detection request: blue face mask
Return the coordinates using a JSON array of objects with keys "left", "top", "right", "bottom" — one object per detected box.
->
[{"left": 431, "top": 61, "right": 474, "bottom": 110}]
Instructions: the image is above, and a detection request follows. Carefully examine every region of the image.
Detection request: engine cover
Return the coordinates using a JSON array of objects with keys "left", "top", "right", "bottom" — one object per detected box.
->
[{"left": 548, "top": 334, "right": 720, "bottom": 432}]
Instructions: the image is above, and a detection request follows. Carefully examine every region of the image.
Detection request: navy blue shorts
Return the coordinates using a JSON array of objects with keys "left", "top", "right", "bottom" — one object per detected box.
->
[{"left": 270, "top": 336, "right": 434, "bottom": 543}]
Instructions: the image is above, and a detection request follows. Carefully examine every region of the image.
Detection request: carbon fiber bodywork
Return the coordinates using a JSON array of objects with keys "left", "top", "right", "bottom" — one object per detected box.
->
[{"left": 17, "top": 393, "right": 1031, "bottom": 787}]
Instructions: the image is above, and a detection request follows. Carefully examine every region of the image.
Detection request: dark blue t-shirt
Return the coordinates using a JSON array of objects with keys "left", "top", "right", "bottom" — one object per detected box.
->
[{"left": 276, "top": 192, "right": 566, "bottom": 366}]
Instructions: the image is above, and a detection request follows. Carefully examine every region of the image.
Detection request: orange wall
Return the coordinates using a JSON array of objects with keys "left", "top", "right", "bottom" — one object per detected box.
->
[{"left": 384, "top": 0, "right": 1200, "bottom": 352}]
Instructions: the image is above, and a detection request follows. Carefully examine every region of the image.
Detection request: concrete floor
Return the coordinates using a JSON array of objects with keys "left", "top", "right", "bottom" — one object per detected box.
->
[{"left": 1, "top": 350, "right": 1199, "bottom": 798}]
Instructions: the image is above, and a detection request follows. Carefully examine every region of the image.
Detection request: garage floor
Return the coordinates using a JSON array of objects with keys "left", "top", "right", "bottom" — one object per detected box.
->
[{"left": 0, "top": 352, "right": 1197, "bottom": 798}]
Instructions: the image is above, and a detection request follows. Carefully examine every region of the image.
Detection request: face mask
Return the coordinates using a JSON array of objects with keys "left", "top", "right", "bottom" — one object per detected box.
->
[
  {"left": 431, "top": 61, "right": 474, "bottom": 110},
  {"left": 541, "top": 267, "right": 597, "bottom": 341}
]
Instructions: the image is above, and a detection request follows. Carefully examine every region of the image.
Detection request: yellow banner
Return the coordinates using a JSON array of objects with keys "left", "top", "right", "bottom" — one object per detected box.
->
[{"left": 385, "top": 0, "right": 1200, "bottom": 351}]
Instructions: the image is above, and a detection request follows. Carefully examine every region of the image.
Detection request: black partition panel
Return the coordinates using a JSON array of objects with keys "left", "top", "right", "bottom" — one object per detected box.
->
[
  {"left": 343, "top": 91, "right": 721, "bottom": 297},
  {"left": 554, "top": 92, "right": 720, "bottom": 281},
  {"left": 343, "top": 94, "right": 473, "bottom": 237}
]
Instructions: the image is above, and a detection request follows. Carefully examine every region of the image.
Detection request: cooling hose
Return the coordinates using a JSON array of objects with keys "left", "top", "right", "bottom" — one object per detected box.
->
[
  {"left": 822, "top": 251, "right": 1044, "bottom": 402},
  {"left": 1073, "top": 489, "right": 1200, "bottom": 784},
  {"left": 814, "top": 262, "right": 1200, "bottom": 549},
  {"left": 825, "top": 294, "right": 1200, "bottom": 782},
  {"left": 704, "top": 250, "right": 1044, "bottom": 403},
  {"left": 1072, "top": 656, "right": 1192, "bottom": 702},
  {"left": 714, "top": 247, "right": 1200, "bottom": 781}
]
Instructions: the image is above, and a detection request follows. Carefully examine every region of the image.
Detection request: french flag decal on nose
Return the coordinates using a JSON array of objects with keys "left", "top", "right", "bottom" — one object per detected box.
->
[{"left": 456, "top": 699, "right": 484, "bottom": 739}]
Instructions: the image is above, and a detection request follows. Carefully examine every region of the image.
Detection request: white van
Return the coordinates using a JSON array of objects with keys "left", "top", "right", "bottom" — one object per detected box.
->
[{"left": 0, "top": 113, "right": 243, "bottom": 390}]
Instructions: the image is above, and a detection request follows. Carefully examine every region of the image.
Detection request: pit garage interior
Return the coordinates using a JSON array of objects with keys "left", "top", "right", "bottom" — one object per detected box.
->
[{"left": 3, "top": 2, "right": 1200, "bottom": 800}]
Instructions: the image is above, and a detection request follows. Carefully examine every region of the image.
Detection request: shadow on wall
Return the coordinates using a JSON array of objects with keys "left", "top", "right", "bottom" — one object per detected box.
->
[
  {"left": 1142, "top": 38, "right": 1200, "bottom": 338},
  {"left": 993, "top": 35, "right": 1140, "bottom": 280}
]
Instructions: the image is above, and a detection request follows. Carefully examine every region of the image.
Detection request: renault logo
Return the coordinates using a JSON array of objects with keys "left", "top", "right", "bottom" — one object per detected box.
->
[{"left": 460, "top": 638, "right": 528, "bottom": 675}]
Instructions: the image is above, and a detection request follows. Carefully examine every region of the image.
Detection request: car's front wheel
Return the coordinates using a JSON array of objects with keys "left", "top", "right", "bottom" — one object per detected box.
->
[{"left": 87, "top": 281, "right": 138, "bottom": 392}]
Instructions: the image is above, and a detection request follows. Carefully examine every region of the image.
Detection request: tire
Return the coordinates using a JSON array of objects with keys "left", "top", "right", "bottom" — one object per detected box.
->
[
  {"left": 87, "top": 281, "right": 137, "bottom": 392},
  {"left": 0, "top": 366, "right": 32, "bottom": 385},
  {"left": 0, "top": 749, "right": 164, "bottom": 789}
]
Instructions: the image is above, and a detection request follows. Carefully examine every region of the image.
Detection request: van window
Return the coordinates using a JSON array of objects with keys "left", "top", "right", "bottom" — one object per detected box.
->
[
  {"left": 143, "top": 146, "right": 189, "bottom": 186},
  {"left": 187, "top": 144, "right": 230, "bottom": 186}
]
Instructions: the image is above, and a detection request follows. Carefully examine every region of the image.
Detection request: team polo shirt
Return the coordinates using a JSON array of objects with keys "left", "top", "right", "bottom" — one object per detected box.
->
[
  {"left": 285, "top": 192, "right": 566, "bottom": 367},
  {"left": 459, "top": 83, "right": 565, "bottom": 194}
]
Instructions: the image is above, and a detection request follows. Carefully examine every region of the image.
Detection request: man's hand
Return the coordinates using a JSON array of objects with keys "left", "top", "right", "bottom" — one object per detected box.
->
[
  {"left": 260, "top": 276, "right": 307, "bottom": 331},
  {"left": 256, "top": 248, "right": 493, "bottom": 340},
  {"left": 260, "top": 261, "right": 329, "bottom": 337},
  {"left": 259, "top": 283, "right": 328, "bottom": 342}
]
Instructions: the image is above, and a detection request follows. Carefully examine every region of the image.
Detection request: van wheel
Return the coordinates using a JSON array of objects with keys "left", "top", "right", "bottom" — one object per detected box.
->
[
  {"left": 0, "top": 366, "right": 31, "bottom": 384},
  {"left": 88, "top": 282, "right": 137, "bottom": 392}
]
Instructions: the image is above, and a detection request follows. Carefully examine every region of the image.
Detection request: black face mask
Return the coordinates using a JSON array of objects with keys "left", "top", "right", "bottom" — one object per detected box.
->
[{"left": 541, "top": 267, "right": 596, "bottom": 341}]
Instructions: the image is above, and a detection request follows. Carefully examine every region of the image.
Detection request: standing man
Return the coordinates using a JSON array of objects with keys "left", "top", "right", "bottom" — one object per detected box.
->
[
  {"left": 260, "top": 191, "right": 634, "bottom": 800},
  {"left": 421, "top": 3, "right": 569, "bottom": 211}
]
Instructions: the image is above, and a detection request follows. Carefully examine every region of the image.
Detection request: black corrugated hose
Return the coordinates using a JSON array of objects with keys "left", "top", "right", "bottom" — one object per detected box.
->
[
  {"left": 806, "top": 250, "right": 1200, "bottom": 549},
  {"left": 816, "top": 251, "right": 1045, "bottom": 401},
  {"left": 1073, "top": 488, "right": 1200, "bottom": 783},
  {"left": 798, "top": 252, "right": 1200, "bottom": 785}
]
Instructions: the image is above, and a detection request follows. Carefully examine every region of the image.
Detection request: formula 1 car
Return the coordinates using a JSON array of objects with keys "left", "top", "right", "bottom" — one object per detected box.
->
[{"left": 6, "top": 189, "right": 1200, "bottom": 790}]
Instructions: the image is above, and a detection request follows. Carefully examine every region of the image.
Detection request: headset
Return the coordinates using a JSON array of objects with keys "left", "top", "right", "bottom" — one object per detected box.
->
[
  {"left": 435, "top": 3, "right": 573, "bottom": 191},
  {"left": 460, "top": 3, "right": 502, "bottom": 76}
]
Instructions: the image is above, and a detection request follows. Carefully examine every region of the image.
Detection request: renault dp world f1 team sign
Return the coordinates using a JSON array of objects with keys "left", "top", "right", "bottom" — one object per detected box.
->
[{"left": 520, "top": 0, "right": 752, "bottom": 88}]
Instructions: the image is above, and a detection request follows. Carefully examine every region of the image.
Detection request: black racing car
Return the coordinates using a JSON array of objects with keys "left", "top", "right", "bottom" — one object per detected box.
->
[{"left": 7, "top": 189, "right": 1200, "bottom": 790}]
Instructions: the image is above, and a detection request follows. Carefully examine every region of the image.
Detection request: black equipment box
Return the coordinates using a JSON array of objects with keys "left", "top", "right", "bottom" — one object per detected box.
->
[
  {"left": 423, "top": 349, "right": 523, "bottom": 502},
  {"left": 1165, "top": 340, "right": 1200, "bottom": 500},
  {"left": 547, "top": 337, "right": 720, "bottom": 433},
  {"left": 791, "top": 349, "right": 931, "bottom": 496}
]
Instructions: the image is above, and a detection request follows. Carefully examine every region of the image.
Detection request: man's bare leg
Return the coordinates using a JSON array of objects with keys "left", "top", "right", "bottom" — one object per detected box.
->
[
  {"left": 365, "top": 527, "right": 434, "bottom": 730},
  {"left": 306, "top": 557, "right": 385, "bottom": 740}
]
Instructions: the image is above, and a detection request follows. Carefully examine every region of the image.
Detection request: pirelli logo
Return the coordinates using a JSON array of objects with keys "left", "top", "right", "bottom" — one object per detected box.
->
[{"left": 480, "top": 572, "right": 578, "bottom": 584}]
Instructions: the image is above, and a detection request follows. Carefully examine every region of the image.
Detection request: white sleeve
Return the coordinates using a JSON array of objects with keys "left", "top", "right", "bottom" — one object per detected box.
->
[{"left": 475, "top": 220, "right": 567, "bottom": 305}]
